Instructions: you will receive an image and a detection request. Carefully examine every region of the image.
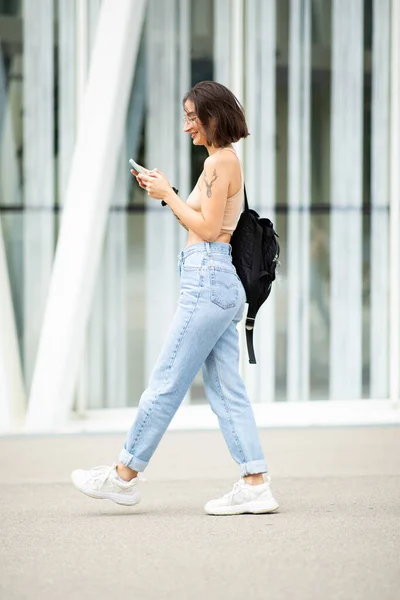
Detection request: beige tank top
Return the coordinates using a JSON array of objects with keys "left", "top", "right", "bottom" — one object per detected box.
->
[{"left": 185, "top": 148, "right": 244, "bottom": 235}]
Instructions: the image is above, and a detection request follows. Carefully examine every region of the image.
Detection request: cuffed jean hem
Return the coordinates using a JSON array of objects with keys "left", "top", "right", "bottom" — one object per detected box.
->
[
  {"left": 118, "top": 448, "right": 148, "bottom": 472},
  {"left": 239, "top": 459, "right": 268, "bottom": 477}
]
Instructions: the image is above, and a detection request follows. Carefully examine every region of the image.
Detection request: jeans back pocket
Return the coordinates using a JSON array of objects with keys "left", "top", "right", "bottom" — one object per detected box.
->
[{"left": 209, "top": 267, "right": 239, "bottom": 310}]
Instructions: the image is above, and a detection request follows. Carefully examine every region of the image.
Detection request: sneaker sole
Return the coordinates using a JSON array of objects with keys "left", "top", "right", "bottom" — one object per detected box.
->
[
  {"left": 72, "top": 480, "right": 141, "bottom": 507},
  {"left": 205, "top": 500, "right": 279, "bottom": 516}
]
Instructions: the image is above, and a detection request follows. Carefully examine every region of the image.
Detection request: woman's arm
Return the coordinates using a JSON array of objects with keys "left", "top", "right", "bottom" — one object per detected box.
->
[
  {"left": 140, "top": 154, "right": 231, "bottom": 242},
  {"left": 173, "top": 213, "right": 189, "bottom": 231}
]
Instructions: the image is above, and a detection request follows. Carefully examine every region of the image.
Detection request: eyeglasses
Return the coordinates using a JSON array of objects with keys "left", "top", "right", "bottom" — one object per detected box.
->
[{"left": 182, "top": 114, "right": 198, "bottom": 124}]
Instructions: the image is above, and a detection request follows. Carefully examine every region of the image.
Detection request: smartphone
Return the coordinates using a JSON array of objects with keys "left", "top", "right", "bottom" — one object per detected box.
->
[{"left": 129, "top": 158, "right": 146, "bottom": 174}]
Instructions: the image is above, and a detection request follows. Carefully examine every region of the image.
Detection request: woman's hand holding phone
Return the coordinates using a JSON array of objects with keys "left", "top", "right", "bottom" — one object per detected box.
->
[
  {"left": 129, "top": 158, "right": 150, "bottom": 189},
  {"left": 138, "top": 169, "right": 172, "bottom": 201},
  {"left": 129, "top": 159, "right": 171, "bottom": 202}
]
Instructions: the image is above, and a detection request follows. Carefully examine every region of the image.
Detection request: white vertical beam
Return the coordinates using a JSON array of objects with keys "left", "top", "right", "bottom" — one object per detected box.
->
[
  {"left": 214, "top": 0, "right": 232, "bottom": 86},
  {"left": 0, "top": 48, "right": 25, "bottom": 431},
  {"left": 88, "top": 0, "right": 103, "bottom": 49},
  {"left": 178, "top": 0, "right": 191, "bottom": 229},
  {"left": 330, "top": 0, "right": 364, "bottom": 400},
  {"left": 27, "top": 0, "right": 147, "bottom": 430},
  {"left": 0, "top": 54, "right": 22, "bottom": 211},
  {"left": 287, "top": 0, "right": 311, "bottom": 401},
  {"left": 105, "top": 154, "right": 128, "bottom": 408},
  {"left": 370, "top": 0, "right": 390, "bottom": 398},
  {"left": 178, "top": 0, "right": 192, "bottom": 405},
  {"left": 244, "top": 0, "right": 258, "bottom": 204},
  {"left": 125, "top": 43, "right": 146, "bottom": 404},
  {"left": 84, "top": 1, "right": 108, "bottom": 410},
  {"left": 145, "top": 0, "right": 179, "bottom": 383},
  {"left": 126, "top": 41, "right": 146, "bottom": 161},
  {"left": 58, "top": 0, "right": 76, "bottom": 207},
  {"left": 389, "top": 0, "right": 400, "bottom": 408},
  {"left": 74, "top": 0, "right": 91, "bottom": 414},
  {"left": 242, "top": 0, "right": 260, "bottom": 393},
  {"left": 86, "top": 257, "right": 105, "bottom": 409},
  {"left": 219, "top": 0, "right": 249, "bottom": 394},
  {"left": 103, "top": 0, "right": 131, "bottom": 405},
  {"left": 230, "top": 0, "right": 244, "bottom": 165},
  {"left": 244, "top": 0, "right": 276, "bottom": 402},
  {"left": 0, "top": 52, "right": 23, "bottom": 331},
  {"left": 258, "top": 0, "right": 277, "bottom": 403},
  {"left": 23, "top": 0, "right": 54, "bottom": 391},
  {"left": 0, "top": 48, "right": 26, "bottom": 433},
  {"left": 76, "top": 0, "right": 89, "bottom": 117},
  {"left": 0, "top": 220, "right": 26, "bottom": 432},
  {"left": 300, "top": 0, "right": 311, "bottom": 402},
  {"left": 230, "top": 0, "right": 244, "bottom": 104},
  {"left": 237, "top": 0, "right": 255, "bottom": 397}
]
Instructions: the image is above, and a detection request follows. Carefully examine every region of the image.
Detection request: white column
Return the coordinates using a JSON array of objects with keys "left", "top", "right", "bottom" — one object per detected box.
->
[
  {"left": 330, "top": 0, "right": 364, "bottom": 400},
  {"left": 370, "top": 0, "right": 390, "bottom": 399},
  {"left": 145, "top": 0, "right": 180, "bottom": 382},
  {"left": 389, "top": 0, "right": 400, "bottom": 408},
  {"left": 244, "top": 0, "right": 277, "bottom": 402},
  {"left": 0, "top": 46, "right": 25, "bottom": 432},
  {"left": 126, "top": 41, "right": 146, "bottom": 162},
  {"left": 125, "top": 41, "right": 147, "bottom": 404},
  {"left": 177, "top": 0, "right": 192, "bottom": 404},
  {"left": 229, "top": 2, "right": 248, "bottom": 390},
  {"left": 88, "top": 0, "right": 103, "bottom": 48},
  {"left": 23, "top": 0, "right": 55, "bottom": 391},
  {"left": 213, "top": 0, "right": 232, "bottom": 87},
  {"left": 241, "top": 0, "right": 259, "bottom": 397},
  {"left": 0, "top": 54, "right": 22, "bottom": 212},
  {"left": 74, "top": 0, "right": 91, "bottom": 414},
  {"left": 0, "top": 220, "right": 26, "bottom": 432},
  {"left": 26, "top": 0, "right": 147, "bottom": 430},
  {"left": 83, "top": 0, "right": 108, "bottom": 410},
  {"left": 230, "top": 0, "right": 244, "bottom": 103},
  {"left": 58, "top": 0, "right": 76, "bottom": 207},
  {"left": 177, "top": 0, "right": 191, "bottom": 232},
  {"left": 287, "top": 0, "right": 311, "bottom": 402},
  {"left": 105, "top": 154, "right": 128, "bottom": 408},
  {"left": 0, "top": 52, "right": 23, "bottom": 332},
  {"left": 258, "top": 0, "right": 277, "bottom": 403}
]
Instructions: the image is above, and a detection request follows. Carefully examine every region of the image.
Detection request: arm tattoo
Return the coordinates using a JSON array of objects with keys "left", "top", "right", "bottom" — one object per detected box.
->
[
  {"left": 175, "top": 214, "right": 188, "bottom": 231},
  {"left": 172, "top": 211, "right": 188, "bottom": 230},
  {"left": 203, "top": 169, "right": 218, "bottom": 198}
]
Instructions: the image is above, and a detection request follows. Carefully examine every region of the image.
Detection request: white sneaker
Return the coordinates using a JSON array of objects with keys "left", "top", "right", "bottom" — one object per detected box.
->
[
  {"left": 204, "top": 478, "right": 279, "bottom": 516},
  {"left": 71, "top": 464, "right": 141, "bottom": 506}
]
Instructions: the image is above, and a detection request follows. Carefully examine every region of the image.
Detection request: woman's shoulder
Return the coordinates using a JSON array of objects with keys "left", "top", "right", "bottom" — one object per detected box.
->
[{"left": 204, "top": 148, "right": 239, "bottom": 171}]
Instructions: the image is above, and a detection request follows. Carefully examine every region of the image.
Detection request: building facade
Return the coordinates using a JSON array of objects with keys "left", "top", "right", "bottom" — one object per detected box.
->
[{"left": 0, "top": 0, "right": 399, "bottom": 432}]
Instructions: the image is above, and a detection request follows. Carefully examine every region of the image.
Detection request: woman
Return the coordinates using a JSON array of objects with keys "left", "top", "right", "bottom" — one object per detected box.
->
[{"left": 71, "top": 81, "right": 279, "bottom": 516}]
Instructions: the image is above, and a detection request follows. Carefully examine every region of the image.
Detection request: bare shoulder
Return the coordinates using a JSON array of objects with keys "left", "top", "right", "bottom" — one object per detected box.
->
[{"left": 204, "top": 150, "right": 238, "bottom": 173}]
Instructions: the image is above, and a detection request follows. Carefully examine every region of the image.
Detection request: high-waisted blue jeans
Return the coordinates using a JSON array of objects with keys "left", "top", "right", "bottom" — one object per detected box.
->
[{"left": 119, "top": 241, "right": 268, "bottom": 477}]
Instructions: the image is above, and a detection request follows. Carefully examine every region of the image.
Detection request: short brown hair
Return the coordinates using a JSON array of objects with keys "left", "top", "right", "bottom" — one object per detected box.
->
[{"left": 183, "top": 81, "right": 249, "bottom": 147}]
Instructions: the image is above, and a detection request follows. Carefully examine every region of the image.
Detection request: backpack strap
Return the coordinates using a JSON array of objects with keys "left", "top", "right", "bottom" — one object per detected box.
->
[
  {"left": 245, "top": 320, "right": 257, "bottom": 364},
  {"left": 244, "top": 220, "right": 264, "bottom": 364},
  {"left": 244, "top": 184, "right": 249, "bottom": 212}
]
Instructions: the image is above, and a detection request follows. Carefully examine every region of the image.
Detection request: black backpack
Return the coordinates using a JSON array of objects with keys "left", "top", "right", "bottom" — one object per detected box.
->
[{"left": 231, "top": 186, "right": 279, "bottom": 364}]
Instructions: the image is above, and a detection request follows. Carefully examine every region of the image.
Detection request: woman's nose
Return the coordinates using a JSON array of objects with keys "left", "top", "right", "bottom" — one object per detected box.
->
[{"left": 183, "top": 120, "right": 191, "bottom": 132}]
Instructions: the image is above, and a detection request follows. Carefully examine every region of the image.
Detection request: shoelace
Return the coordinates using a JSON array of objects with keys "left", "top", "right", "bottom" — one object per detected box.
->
[
  {"left": 88, "top": 465, "right": 148, "bottom": 486},
  {"left": 88, "top": 465, "right": 114, "bottom": 487},
  {"left": 223, "top": 480, "right": 245, "bottom": 499},
  {"left": 223, "top": 478, "right": 270, "bottom": 501}
]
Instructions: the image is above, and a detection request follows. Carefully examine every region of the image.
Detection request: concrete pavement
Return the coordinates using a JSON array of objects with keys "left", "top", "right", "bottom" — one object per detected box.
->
[{"left": 0, "top": 426, "right": 399, "bottom": 599}]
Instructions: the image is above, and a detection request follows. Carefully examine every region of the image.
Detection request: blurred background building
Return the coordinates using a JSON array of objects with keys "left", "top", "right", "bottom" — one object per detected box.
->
[{"left": 0, "top": 0, "right": 399, "bottom": 433}]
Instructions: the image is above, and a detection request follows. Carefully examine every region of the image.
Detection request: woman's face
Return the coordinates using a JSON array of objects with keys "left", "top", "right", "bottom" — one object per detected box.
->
[{"left": 183, "top": 99, "right": 208, "bottom": 146}]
